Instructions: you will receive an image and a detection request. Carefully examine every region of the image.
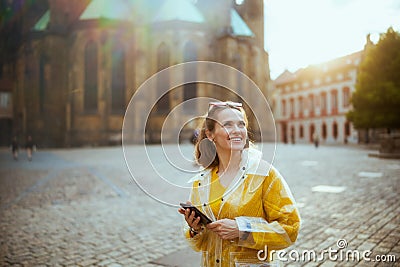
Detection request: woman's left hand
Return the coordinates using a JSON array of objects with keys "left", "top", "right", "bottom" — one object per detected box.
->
[{"left": 207, "top": 219, "right": 239, "bottom": 240}]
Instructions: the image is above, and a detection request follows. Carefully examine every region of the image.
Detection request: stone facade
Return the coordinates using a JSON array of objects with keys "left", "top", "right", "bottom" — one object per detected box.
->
[{"left": 4, "top": 0, "right": 271, "bottom": 147}]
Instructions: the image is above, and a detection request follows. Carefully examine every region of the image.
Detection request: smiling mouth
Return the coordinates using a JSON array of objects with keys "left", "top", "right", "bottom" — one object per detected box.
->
[{"left": 228, "top": 137, "right": 242, "bottom": 142}]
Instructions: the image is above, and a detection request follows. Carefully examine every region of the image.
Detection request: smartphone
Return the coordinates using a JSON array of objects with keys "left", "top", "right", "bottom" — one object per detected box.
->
[{"left": 180, "top": 203, "right": 212, "bottom": 225}]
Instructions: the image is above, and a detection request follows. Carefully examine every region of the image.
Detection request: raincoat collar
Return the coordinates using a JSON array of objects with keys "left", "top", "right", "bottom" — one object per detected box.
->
[{"left": 188, "top": 147, "right": 270, "bottom": 184}]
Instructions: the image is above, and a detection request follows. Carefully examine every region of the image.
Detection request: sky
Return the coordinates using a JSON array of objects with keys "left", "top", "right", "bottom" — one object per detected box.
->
[{"left": 263, "top": 0, "right": 400, "bottom": 79}]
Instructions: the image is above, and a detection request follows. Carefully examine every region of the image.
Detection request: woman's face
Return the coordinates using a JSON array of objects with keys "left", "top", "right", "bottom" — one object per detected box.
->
[{"left": 209, "top": 108, "right": 247, "bottom": 152}]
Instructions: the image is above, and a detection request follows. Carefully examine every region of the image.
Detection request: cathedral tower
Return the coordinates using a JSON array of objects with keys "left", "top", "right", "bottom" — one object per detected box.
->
[{"left": 235, "top": 0, "right": 264, "bottom": 49}]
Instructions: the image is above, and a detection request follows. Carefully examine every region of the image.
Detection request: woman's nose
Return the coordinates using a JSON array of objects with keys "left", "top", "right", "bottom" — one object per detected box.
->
[{"left": 231, "top": 124, "right": 240, "bottom": 133}]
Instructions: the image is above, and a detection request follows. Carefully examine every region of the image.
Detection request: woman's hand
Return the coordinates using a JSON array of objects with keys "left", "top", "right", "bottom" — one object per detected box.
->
[
  {"left": 178, "top": 202, "right": 202, "bottom": 231},
  {"left": 207, "top": 219, "right": 239, "bottom": 240}
]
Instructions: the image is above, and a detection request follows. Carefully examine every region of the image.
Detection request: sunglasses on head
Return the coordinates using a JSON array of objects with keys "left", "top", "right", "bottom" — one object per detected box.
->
[{"left": 208, "top": 101, "right": 242, "bottom": 111}]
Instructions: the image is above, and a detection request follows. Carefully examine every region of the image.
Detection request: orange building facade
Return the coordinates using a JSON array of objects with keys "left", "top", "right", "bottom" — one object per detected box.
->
[{"left": 271, "top": 51, "right": 363, "bottom": 145}]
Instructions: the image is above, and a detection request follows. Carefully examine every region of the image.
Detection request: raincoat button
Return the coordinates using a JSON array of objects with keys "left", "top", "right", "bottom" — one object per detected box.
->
[
  {"left": 199, "top": 182, "right": 201, "bottom": 186},
  {"left": 216, "top": 259, "right": 220, "bottom": 263},
  {"left": 203, "top": 203, "right": 206, "bottom": 207},
  {"left": 242, "top": 176, "right": 245, "bottom": 179},
  {"left": 242, "top": 167, "right": 246, "bottom": 170},
  {"left": 201, "top": 173, "right": 204, "bottom": 176},
  {"left": 221, "top": 198, "right": 224, "bottom": 201}
]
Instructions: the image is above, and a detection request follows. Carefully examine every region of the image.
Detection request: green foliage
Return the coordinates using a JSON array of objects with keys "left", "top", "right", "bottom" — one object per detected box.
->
[{"left": 348, "top": 27, "right": 400, "bottom": 129}]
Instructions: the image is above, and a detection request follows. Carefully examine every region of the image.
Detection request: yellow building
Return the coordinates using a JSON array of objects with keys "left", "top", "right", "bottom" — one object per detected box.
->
[{"left": 1, "top": 0, "right": 271, "bottom": 147}]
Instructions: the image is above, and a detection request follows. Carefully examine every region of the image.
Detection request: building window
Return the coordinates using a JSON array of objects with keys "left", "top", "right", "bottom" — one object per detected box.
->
[
  {"left": 320, "top": 92, "right": 327, "bottom": 115},
  {"left": 315, "top": 94, "right": 320, "bottom": 108},
  {"left": 289, "top": 98, "right": 294, "bottom": 118},
  {"left": 84, "top": 41, "right": 98, "bottom": 113},
  {"left": 309, "top": 94, "right": 314, "bottom": 116},
  {"left": 331, "top": 90, "right": 338, "bottom": 114},
  {"left": 333, "top": 121, "right": 338, "bottom": 139},
  {"left": 111, "top": 44, "right": 125, "bottom": 114},
  {"left": 298, "top": 96, "right": 303, "bottom": 118},
  {"left": 0, "top": 92, "right": 10, "bottom": 108},
  {"left": 156, "top": 43, "right": 170, "bottom": 113},
  {"left": 299, "top": 125, "right": 304, "bottom": 138},
  {"left": 325, "top": 76, "right": 331, "bottom": 83},
  {"left": 343, "top": 87, "right": 350, "bottom": 107},
  {"left": 282, "top": 99, "right": 286, "bottom": 116},
  {"left": 322, "top": 123, "right": 327, "bottom": 139},
  {"left": 290, "top": 126, "right": 295, "bottom": 143},
  {"left": 302, "top": 81, "right": 309, "bottom": 88}
]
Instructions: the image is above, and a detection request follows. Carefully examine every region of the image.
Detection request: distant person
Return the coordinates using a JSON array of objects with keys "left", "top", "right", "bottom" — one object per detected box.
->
[
  {"left": 25, "top": 135, "right": 35, "bottom": 161},
  {"left": 313, "top": 133, "right": 319, "bottom": 148},
  {"left": 11, "top": 136, "right": 19, "bottom": 160}
]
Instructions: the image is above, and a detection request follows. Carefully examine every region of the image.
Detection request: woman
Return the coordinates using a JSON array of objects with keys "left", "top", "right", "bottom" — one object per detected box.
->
[{"left": 178, "top": 101, "right": 300, "bottom": 266}]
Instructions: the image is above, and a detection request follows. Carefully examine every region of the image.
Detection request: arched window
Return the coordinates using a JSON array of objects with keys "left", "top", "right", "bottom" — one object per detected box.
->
[
  {"left": 290, "top": 125, "right": 295, "bottom": 144},
  {"left": 183, "top": 41, "right": 197, "bottom": 112},
  {"left": 299, "top": 125, "right": 304, "bottom": 138},
  {"left": 298, "top": 96, "right": 303, "bottom": 118},
  {"left": 333, "top": 121, "right": 338, "bottom": 139},
  {"left": 111, "top": 43, "right": 125, "bottom": 114},
  {"left": 39, "top": 55, "right": 46, "bottom": 114},
  {"left": 322, "top": 123, "right": 327, "bottom": 139},
  {"left": 156, "top": 43, "right": 170, "bottom": 113},
  {"left": 309, "top": 124, "right": 315, "bottom": 143},
  {"left": 84, "top": 41, "right": 98, "bottom": 112}
]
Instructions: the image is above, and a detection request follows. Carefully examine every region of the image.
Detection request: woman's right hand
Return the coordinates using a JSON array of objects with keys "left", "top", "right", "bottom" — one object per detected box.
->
[{"left": 178, "top": 201, "right": 202, "bottom": 231}]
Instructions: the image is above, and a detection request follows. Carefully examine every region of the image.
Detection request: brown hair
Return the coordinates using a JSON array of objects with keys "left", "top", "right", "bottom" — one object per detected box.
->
[{"left": 194, "top": 102, "right": 250, "bottom": 168}]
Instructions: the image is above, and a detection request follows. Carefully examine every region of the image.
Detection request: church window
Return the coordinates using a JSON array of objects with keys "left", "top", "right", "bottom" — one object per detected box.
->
[
  {"left": 111, "top": 44, "right": 125, "bottom": 114},
  {"left": 39, "top": 55, "right": 46, "bottom": 114},
  {"left": 84, "top": 41, "right": 98, "bottom": 113},
  {"left": 156, "top": 43, "right": 170, "bottom": 113}
]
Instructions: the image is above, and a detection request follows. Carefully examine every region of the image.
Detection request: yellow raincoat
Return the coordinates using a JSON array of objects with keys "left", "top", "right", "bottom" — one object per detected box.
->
[{"left": 183, "top": 148, "right": 300, "bottom": 267}]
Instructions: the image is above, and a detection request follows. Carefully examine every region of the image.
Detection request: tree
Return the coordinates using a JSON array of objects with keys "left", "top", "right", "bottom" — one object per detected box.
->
[{"left": 347, "top": 27, "right": 400, "bottom": 130}]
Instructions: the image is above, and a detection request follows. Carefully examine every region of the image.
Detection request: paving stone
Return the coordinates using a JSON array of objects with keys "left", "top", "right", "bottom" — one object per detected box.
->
[{"left": 77, "top": 258, "right": 98, "bottom": 266}]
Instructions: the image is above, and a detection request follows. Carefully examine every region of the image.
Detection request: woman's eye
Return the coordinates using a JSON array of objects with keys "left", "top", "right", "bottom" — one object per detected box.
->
[{"left": 222, "top": 121, "right": 246, "bottom": 128}]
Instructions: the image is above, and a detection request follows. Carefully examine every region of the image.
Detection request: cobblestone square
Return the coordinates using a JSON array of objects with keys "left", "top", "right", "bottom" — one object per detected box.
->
[{"left": 0, "top": 144, "right": 399, "bottom": 266}]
